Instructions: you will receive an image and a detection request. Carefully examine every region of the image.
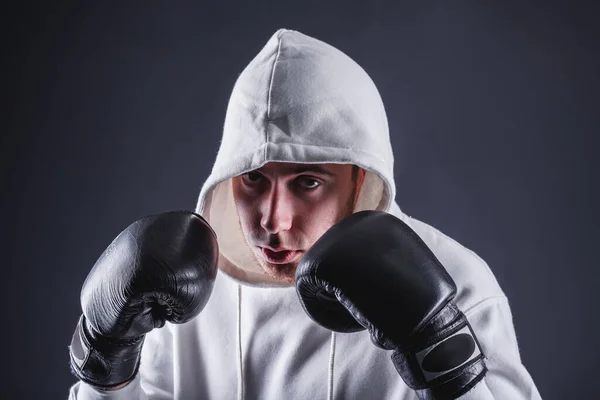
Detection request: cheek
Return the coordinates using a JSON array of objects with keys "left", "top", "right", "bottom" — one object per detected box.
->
[
  {"left": 300, "top": 199, "right": 345, "bottom": 236},
  {"left": 233, "top": 184, "right": 258, "bottom": 227},
  {"left": 237, "top": 198, "right": 259, "bottom": 227}
]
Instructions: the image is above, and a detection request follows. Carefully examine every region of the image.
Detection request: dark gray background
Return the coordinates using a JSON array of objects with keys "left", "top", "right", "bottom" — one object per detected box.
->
[{"left": 3, "top": 1, "right": 598, "bottom": 399}]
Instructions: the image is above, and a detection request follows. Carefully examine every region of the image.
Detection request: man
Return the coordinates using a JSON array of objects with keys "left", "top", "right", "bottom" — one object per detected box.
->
[{"left": 68, "top": 29, "right": 541, "bottom": 399}]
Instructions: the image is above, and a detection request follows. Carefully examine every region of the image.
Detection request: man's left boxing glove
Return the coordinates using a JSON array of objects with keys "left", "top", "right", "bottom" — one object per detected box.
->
[
  {"left": 295, "top": 210, "right": 487, "bottom": 400},
  {"left": 68, "top": 210, "right": 219, "bottom": 389}
]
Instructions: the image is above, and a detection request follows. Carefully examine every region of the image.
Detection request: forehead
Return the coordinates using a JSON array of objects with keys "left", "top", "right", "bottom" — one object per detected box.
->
[{"left": 254, "top": 162, "right": 348, "bottom": 177}]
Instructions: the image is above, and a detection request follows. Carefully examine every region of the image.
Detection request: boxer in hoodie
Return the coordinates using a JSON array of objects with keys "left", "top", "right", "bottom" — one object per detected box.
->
[{"left": 68, "top": 29, "right": 542, "bottom": 399}]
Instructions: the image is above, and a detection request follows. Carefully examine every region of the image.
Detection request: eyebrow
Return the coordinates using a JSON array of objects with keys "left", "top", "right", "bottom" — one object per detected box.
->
[{"left": 256, "top": 165, "right": 336, "bottom": 177}]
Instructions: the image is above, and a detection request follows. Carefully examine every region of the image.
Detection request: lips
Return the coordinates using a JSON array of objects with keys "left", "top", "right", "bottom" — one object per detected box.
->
[{"left": 259, "top": 247, "right": 302, "bottom": 264}]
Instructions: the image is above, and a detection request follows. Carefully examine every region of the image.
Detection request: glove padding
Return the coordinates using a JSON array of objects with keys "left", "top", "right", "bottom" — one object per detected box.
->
[
  {"left": 295, "top": 210, "right": 486, "bottom": 400},
  {"left": 69, "top": 210, "right": 219, "bottom": 388}
]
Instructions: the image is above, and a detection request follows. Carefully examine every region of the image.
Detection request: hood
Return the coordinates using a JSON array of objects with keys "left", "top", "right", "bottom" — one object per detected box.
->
[{"left": 195, "top": 28, "right": 398, "bottom": 287}]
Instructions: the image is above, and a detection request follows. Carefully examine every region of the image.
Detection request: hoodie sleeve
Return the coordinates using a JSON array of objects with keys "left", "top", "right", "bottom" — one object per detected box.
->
[
  {"left": 398, "top": 215, "right": 543, "bottom": 399},
  {"left": 67, "top": 322, "right": 175, "bottom": 400},
  {"left": 456, "top": 296, "right": 542, "bottom": 400}
]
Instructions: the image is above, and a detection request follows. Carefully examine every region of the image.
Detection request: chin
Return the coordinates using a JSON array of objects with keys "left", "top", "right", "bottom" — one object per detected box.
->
[{"left": 261, "top": 262, "right": 297, "bottom": 284}]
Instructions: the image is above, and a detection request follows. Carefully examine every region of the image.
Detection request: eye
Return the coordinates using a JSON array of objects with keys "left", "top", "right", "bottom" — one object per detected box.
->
[
  {"left": 298, "top": 177, "right": 321, "bottom": 189},
  {"left": 243, "top": 172, "right": 263, "bottom": 183}
]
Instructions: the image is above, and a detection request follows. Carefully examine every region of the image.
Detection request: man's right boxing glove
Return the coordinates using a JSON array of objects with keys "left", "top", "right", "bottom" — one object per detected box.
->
[
  {"left": 68, "top": 210, "right": 219, "bottom": 389},
  {"left": 296, "top": 211, "right": 486, "bottom": 400}
]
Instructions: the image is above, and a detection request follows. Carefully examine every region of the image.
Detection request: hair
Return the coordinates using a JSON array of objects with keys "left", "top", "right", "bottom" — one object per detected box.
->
[
  {"left": 351, "top": 164, "right": 359, "bottom": 183},
  {"left": 344, "top": 165, "right": 362, "bottom": 216}
]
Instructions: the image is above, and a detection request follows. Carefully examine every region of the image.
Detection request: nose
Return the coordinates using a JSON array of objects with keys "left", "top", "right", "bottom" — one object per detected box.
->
[{"left": 260, "top": 185, "right": 293, "bottom": 234}]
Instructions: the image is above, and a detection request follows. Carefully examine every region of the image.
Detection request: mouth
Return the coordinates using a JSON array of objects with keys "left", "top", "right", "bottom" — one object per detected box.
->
[{"left": 259, "top": 247, "right": 303, "bottom": 264}]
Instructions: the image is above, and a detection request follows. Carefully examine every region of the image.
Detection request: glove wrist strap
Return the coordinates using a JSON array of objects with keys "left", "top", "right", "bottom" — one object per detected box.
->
[
  {"left": 391, "top": 304, "right": 487, "bottom": 400},
  {"left": 69, "top": 314, "right": 145, "bottom": 389}
]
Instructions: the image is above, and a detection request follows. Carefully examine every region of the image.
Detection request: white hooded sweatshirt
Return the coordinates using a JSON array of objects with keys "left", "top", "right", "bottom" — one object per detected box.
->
[{"left": 68, "top": 29, "right": 542, "bottom": 400}]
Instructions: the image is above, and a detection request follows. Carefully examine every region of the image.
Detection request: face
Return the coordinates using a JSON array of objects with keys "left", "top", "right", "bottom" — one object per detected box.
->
[{"left": 232, "top": 162, "right": 365, "bottom": 284}]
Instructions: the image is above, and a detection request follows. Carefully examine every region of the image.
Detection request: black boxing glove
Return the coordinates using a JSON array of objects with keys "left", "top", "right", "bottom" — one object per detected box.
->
[
  {"left": 295, "top": 211, "right": 487, "bottom": 400},
  {"left": 69, "top": 210, "right": 219, "bottom": 389}
]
